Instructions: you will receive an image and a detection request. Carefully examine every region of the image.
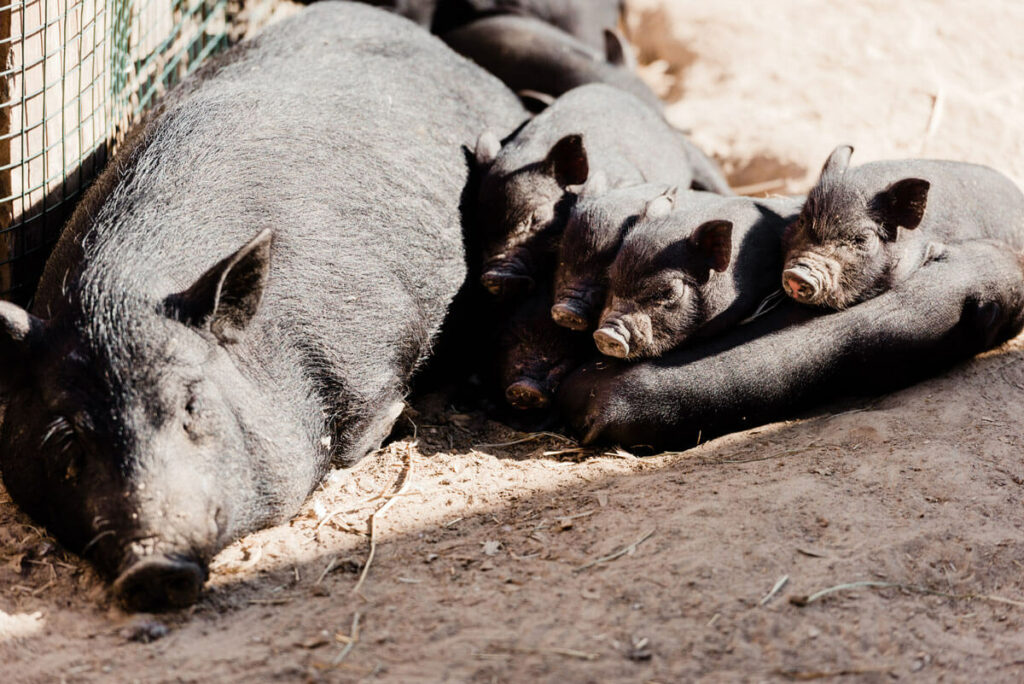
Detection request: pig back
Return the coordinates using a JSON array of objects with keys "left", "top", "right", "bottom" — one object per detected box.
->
[
  {"left": 852, "top": 160, "right": 1024, "bottom": 251},
  {"left": 493, "top": 85, "right": 695, "bottom": 189}
]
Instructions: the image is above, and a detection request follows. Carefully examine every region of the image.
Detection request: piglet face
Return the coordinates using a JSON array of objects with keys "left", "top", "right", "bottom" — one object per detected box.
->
[
  {"left": 593, "top": 277, "right": 695, "bottom": 360},
  {"left": 781, "top": 211, "right": 888, "bottom": 310}
]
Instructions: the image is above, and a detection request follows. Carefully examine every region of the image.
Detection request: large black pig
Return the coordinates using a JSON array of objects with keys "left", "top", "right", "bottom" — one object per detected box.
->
[
  {"left": 352, "top": 0, "right": 623, "bottom": 48},
  {"left": 443, "top": 0, "right": 623, "bottom": 48},
  {"left": 443, "top": 15, "right": 659, "bottom": 109},
  {"left": 475, "top": 83, "right": 731, "bottom": 298},
  {"left": 560, "top": 239, "right": 1024, "bottom": 448},
  {"left": 0, "top": 3, "right": 527, "bottom": 611}
]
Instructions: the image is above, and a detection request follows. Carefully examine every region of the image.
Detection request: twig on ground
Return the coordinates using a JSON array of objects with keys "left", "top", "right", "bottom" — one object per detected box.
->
[
  {"left": 732, "top": 178, "right": 788, "bottom": 195},
  {"left": 331, "top": 612, "right": 362, "bottom": 665},
  {"left": 760, "top": 575, "right": 789, "bottom": 606},
  {"left": 776, "top": 665, "right": 896, "bottom": 680},
  {"left": 475, "top": 432, "right": 575, "bottom": 449},
  {"left": 477, "top": 644, "right": 600, "bottom": 661},
  {"left": 316, "top": 557, "right": 337, "bottom": 585},
  {"left": 351, "top": 444, "right": 416, "bottom": 596},
  {"left": 790, "top": 580, "right": 1024, "bottom": 608},
  {"left": 574, "top": 529, "right": 656, "bottom": 573}
]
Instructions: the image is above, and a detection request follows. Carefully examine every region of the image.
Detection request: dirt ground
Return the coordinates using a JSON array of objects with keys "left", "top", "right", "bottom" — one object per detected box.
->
[{"left": 3, "top": 1, "right": 1024, "bottom": 682}]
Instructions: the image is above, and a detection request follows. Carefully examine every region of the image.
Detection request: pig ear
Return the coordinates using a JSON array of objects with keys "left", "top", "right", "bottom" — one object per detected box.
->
[
  {"left": 689, "top": 220, "right": 733, "bottom": 272},
  {"left": 168, "top": 229, "right": 273, "bottom": 344},
  {"left": 546, "top": 134, "right": 589, "bottom": 188},
  {"left": 871, "top": 178, "right": 930, "bottom": 236},
  {"left": 474, "top": 131, "right": 501, "bottom": 168},
  {"left": 819, "top": 145, "right": 854, "bottom": 183},
  {"left": 643, "top": 186, "right": 678, "bottom": 220},
  {"left": 604, "top": 29, "right": 637, "bottom": 70},
  {"left": 0, "top": 302, "right": 43, "bottom": 389}
]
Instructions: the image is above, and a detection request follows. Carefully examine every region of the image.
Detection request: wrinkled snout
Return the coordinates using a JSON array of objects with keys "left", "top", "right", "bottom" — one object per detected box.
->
[
  {"left": 113, "top": 554, "right": 206, "bottom": 612},
  {"left": 551, "top": 281, "right": 602, "bottom": 331},
  {"left": 481, "top": 269, "right": 534, "bottom": 298},
  {"left": 593, "top": 320, "right": 631, "bottom": 358},
  {"left": 782, "top": 264, "right": 820, "bottom": 303},
  {"left": 481, "top": 252, "right": 535, "bottom": 298},
  {"left": 550, "top": 299, "right": 590, "bottom": 331},
  {"left": 505, "top": 377, "right": 550, "bottom": 410}
]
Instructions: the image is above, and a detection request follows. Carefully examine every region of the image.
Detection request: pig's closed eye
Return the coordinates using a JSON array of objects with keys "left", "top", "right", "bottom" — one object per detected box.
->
[{"left": 653, "top": 282, "right": 685, "bottom": 305}]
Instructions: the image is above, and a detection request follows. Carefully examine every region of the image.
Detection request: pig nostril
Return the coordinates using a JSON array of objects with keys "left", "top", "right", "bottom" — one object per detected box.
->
[
  {"left": 783, "top": 269, "right": 817, "bottom": 300},
  {"left": 113, "top": 556, "right": 205, "bottom": 613},
  {"left": 505, "top": 379, "right": 550, "bottom": 410},
  {"left": 550, "top": 301, "right": 589, "bottom": 331},
  {"left": 593, "top": 328, "right": 630, "bottom": 358}
]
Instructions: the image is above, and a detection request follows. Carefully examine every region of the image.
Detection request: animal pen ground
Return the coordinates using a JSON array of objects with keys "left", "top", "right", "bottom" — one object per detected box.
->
[{"left": 2, "top": 0, "right": 1024, "bottom": 681}]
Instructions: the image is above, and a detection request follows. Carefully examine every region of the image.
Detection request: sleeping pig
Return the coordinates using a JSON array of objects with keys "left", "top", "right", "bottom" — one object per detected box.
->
[
  {"left": 782, "top": 145, "right": 1024, "bottom": 309},
  {"left": 551, "top": 180, "right": 678, "bottom": 331},
  {"left": 594, "top": 193, "right": 802, "bottom": 359}
]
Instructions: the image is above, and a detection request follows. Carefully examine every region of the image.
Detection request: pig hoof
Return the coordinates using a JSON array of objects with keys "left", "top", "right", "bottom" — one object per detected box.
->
[
  {"left": 480, "top": 270, "right": 534, "bottom": 298},
  {"left": 550, "top": 302, "right": 590, "bottom": 331},
  {"left": 113, "top": 556, "right": 205, "bottom": 612},
  {"left": 505, "top": 379, "right": 550, "bottom": 410},
  {"left": 593, "top": 328, "right": 630, "bottom": 358}
]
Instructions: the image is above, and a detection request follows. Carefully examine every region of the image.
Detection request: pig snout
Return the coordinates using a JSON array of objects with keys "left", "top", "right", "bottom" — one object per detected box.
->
[
  {"left": 481, "top": 254, "right": 535, "bottom": 298},
  {"left": 593, "top": 320, "right": 631, "bottom": 358},
  {"left": 505, "top": 377, "right": 551, "bottom": 410},
  {"left": 551, "top": 282, "right": 602, "bottom": 331},
  {"left": 551, "top": 299, "right": 590, "bottom": 331},
  {"left": 782, "top": 264, "right": 820, "bottom": 303},
  {"left": 112, "top": 554, "right": 206, "bottom": 612}
]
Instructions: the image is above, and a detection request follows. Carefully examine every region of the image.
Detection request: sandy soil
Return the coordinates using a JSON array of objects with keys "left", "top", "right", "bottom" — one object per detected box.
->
[{"left": 3, "top": 1, "right": 1024, "bottom": 682}]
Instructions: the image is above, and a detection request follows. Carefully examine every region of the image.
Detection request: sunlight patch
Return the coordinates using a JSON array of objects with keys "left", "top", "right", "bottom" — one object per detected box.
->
[{"left": 0, "top": 610, "right": 44, "bottom": 643}]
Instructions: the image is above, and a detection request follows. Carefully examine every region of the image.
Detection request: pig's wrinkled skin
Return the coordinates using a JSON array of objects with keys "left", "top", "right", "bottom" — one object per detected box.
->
[
  {"left": 497, "top": 285, "right": 590, "bottom": 410},
  {"left": 552, "top": 182, "right": 676, "bottom": 331},
  {"left": 595, "top": 194, "right": 802, "bottom": 359},
  {"left": 0, "top": 3, "right": 527, "bottom": 612},
  {"left": 476, "top": 84, "right": 732, "bottom": 298},
  {"left": 783, "top": 145, "right": 1024, "bottom": 309},
  {"left": 559, "top": 240, "right": 1024, "bottom": 449},
  {"left": 443, "top": 15, "right": 659, "bottom": 110}
]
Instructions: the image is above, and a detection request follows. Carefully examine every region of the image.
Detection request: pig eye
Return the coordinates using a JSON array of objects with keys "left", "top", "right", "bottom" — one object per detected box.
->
[{"left": 185, "top": 396, "right": 199, "bottom": 417}]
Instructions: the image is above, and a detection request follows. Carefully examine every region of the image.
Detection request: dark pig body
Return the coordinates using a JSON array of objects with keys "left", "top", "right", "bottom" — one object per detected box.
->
[
  {"left": 443, "top": 15, "right": 659, "bottom": 109},
  {"left": 783, "top": 145, "right": 1024, "bottom": 309},
  {"left": 351, "top": 0, "right": 622, "bottom": 47},
  {"left": 594, "top": 194, "right": 801, "bottom": 359},
  {"left": 560, "top": 240, "right": 1024, "bottom": 448},
  {"left": 551, "top": 182, "right": 676, "bottom": 331},
  {"left": 0, "top": 3, "right": 527, "bottom": 611},
  {"left": 452, "top": 0, "right": 622, "bottom": 48},
  {"left": 476, "top": 84, "right": 731, "bottom": 297}
]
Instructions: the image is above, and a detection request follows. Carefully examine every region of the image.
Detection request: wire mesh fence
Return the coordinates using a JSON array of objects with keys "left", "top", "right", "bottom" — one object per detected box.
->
[{"left": 0, "top": 0, "right": 229, "bottom": 304}]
